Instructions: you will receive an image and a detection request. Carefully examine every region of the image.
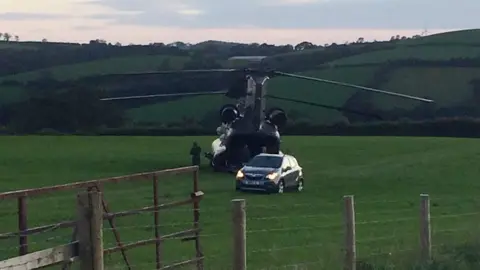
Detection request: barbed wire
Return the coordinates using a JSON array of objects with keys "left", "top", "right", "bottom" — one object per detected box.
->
[
  {"left": 0, "top": 232, "right": 73, "bottom": 260},
  {"left": 1, "top": 186, "right": 480, "bottom": 270},
  {"left": 3, "top": 190, "right": 480, "bottom": 212}
]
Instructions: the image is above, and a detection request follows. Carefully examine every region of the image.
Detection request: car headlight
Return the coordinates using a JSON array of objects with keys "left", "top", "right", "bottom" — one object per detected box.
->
[
  {"left": 236, "top": 170, "right": 244, "bottom": 180},
  {"left": 266, "top": 172, "right": 278, "bottom": 181}
]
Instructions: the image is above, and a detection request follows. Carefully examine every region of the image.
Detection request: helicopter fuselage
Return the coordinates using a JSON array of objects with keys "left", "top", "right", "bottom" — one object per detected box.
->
[
  {"left": 206, "top": 128, "right": 282, "bottom": 172},
  {"left": 203, "top": 74, "right": 288, "bottom": 172}
]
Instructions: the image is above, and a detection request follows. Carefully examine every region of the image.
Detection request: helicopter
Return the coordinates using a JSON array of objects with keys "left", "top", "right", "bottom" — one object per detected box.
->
[{"left": 97, "top": 56, "right": 434, "bottom": 173}]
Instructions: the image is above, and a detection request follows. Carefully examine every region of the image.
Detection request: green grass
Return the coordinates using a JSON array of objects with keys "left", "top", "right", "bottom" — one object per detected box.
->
[
  {"left": 0, "top": 85, "right": 26, "bottom": 105},
  {"left": 399, "top": 29, "right": 480, "bottom": 45},
  {"left": 0, "top": 136, "right": 480, "bottom": 269},
  {"left": 0, "top": 54, "right": 191, "bottom": 105},
  {"left": 1, "top": 55, "right": 190, "bottom": 82},
  {"left": 327, "top": 45, "right": 480, "bottom": 66},
  {"left": 374, "top": 67, "right": 480, "bottom": 110}
]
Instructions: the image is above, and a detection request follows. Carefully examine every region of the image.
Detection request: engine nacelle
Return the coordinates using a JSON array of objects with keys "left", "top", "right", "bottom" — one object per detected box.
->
[
  {"left": 266, "top": 107, "right": 287, "bottom": 128},
  {"left": 220, "top": 104, "right": 239, "bottom": 124}
]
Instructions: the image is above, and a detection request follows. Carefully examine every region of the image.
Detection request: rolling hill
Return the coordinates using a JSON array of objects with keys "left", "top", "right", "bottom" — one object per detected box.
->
[{"left": 1, "top": 29, "right": 480, "bottom": 129}]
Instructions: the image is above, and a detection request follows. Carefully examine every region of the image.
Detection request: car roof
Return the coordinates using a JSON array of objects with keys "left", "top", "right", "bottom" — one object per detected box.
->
[{"left": 256, "top": 153, "right": 295, "bottom": 158}]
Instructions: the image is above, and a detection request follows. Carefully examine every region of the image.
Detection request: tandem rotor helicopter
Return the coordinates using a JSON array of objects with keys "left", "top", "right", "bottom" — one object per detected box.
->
[{"left": 97, "top": 56, "right": 434, "bottom": 173}]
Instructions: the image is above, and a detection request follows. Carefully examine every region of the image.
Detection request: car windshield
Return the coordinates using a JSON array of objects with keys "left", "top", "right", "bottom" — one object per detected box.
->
[{"left": 246, "top": 155, "right": 282, "bottom": 168}]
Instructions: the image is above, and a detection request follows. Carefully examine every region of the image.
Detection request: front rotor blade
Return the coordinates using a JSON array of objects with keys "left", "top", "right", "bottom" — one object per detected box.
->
[
  {"left": 96, "top": 69, "right": 239, "bottom": 77},
  {"left": 274, "top": 71, "right": 433, "bottom": 103},
  {"left": 100, "top": 91, "right": 228, "bottom": 101},
  {"left": 266, "top": 94, "right": 382, "bottom": 120}
]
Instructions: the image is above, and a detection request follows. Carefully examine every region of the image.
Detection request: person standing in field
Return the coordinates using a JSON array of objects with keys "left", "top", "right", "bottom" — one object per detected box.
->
[{"left": 190, "top": 142, "right": 202, "bottom": 166}]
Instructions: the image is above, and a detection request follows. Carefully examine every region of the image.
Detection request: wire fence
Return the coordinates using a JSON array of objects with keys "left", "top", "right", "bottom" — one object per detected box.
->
[
  {"left": 0, "top": 166, "right": 202, "bottom": 269},
  {"left": 1, "top": 180, "right": 480, "bottom": 269}
]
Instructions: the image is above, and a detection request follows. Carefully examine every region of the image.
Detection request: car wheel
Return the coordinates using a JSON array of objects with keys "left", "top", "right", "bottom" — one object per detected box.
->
[
  {"left": 296, "top": 178, "right": 304, "bottom": 192},
  {"left": 277, "top": 179, "right": 285, "bottom": 194}
]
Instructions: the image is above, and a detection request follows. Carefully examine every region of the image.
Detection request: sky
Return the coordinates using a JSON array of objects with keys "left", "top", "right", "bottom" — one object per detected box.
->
[{"left": 0, "top": 0, "right": 478, "bottom": 45}]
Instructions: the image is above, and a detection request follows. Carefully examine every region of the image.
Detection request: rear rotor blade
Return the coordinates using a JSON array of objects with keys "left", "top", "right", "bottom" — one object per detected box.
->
[
  {"left": 100, "top": 91, "right": 228, "bottom": 101},
  {"left": 266, "top": 94, "right": 382, "bottom": 120},
  {"left": 96, "top": 69, "right": 239, "bottom": 77},
  {"left": 274, "top": 71, "right": 433, "bottom": 103}
]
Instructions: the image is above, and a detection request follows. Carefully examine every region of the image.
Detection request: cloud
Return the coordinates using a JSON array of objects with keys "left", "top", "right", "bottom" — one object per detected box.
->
[
  {"left": 0, "top": 0, "right": 470, "bottom": 45},
  {"left": 0, "top": 12, "right": 68, "bottom": 20},
  {"left": 89, "top": 0, "right": 480, "bottom": 29}
]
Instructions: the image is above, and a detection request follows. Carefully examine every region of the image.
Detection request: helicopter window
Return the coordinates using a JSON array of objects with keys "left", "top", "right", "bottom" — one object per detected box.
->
[{"left": 246, "top": 155, "right": 283, "bottom": 168}]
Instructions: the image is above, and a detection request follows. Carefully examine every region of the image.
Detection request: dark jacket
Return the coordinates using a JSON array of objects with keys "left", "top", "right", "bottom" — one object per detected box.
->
[{"left": 190, "top": 145, "right": 202, "bottom": 165}]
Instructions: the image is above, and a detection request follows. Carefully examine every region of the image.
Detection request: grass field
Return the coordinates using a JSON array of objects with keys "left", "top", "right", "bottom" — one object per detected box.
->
[
  {"left": 0, "top": 136, "right": 480, "bottom": 269},
  {"left": 1, "top": 55, "right": 191, "bottom": 82},
  {"left": 373, "top": 67, "right": 480, "bottom": 110},
  {"left": 328, "top": 45, "right": 480, "bottom": 66}
]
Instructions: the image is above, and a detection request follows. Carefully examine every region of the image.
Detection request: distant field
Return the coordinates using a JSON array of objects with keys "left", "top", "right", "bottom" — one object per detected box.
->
[
  {"left": 328, "top": 45, "right": 480, "bottom": 66},
  {"left": 0, "top": 54, "right": 191, "bottom": 105},
  {"left": 0, "top": 86, "right": 25, "bottom": 105},
  {"left": 374, "top": 67, "right": 480, "bottom": 110},
  {"left": 0, "top": 136, "right": 480, "bottom": 268},
  {"left": 399, "top": 29, "right": 480, "bottom": 45},
  {"left": 1, "top": 55, "right": 190, "bottom": 82}
]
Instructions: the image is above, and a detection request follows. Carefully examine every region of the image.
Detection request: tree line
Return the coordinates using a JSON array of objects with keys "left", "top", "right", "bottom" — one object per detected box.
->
[{"left": 0, "top": 31, "right": 432, "bottom": 77}]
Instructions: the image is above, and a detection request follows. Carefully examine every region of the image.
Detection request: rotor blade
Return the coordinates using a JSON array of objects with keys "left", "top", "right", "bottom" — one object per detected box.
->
[
  {"left": 273, "top": 71, "right": 434, "bottom": 103},
  {"left": 266, "top": 94, "right": 382, "bottom": 120},
  {"left": 95, "top": 69, "right": 239, "bottom": 77},
  {"left": 100, "top": 91, "right": 228, "bottom": 101}
]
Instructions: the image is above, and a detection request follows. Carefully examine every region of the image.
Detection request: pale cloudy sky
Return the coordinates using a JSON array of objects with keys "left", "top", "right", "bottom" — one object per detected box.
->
[{"left": 0, "top": 0, "right": 477, "bottom": 45}]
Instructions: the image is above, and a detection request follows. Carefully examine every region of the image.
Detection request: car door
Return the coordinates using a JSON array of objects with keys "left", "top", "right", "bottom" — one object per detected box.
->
[
  {"left": 281, "top": 156, "right": 294, "bottom": 187},
  {"left": 286, "top": 156, "right": 300, "bottom": 185}
]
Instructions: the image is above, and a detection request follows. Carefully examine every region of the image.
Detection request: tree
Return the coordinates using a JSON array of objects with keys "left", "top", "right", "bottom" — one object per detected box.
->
[
  {"left": 89, "top": 39, "right": 107, "bottom": 44},
  {"left": 3, "top": 33, "right": 11, "bottom": 42},
  {"left": 356, "top": 37, "right": 364, "bottom": 43},
  {"left": 294, "top": 41, "right": 315, "bottom": 51},
  {"left": 0, "top": 33, "right": 3, "bottom": 40},
  {"left": 8, "top": 86, "right": 125, "bottom": 133},
  {"left": 14, "top": 35, "right": 19, "bottom": 42}
]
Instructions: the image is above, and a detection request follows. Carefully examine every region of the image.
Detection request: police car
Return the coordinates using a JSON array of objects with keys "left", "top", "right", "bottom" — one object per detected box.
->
[{"left": 235, "top": 153, "right": 304, "bottom": 193}]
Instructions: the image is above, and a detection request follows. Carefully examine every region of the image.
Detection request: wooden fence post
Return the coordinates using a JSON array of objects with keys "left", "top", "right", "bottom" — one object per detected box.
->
[
  {"left": 18, "top": 196, "right": 28, "bottom": 255},
  {"left": 77, "top": 190, "right": 104, "bottom": 270},
  {"left": 232, "top": 199, "right": 246, "bottom": 270},
  {"left": 420, "top": 194, "right": 431, "bottom": 263},
  {"left": 344, "top": 195, "right": 356, "bottom": 270},
  {"left": 153, "top": 175, "right": 162, "bottom": 270}
]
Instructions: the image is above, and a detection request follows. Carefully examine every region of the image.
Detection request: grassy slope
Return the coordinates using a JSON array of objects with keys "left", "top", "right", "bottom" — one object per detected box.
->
[
  {"left": 2, "top": 55, "right": 190, "bottom": 82},
  {"left": 399, "top": 29, "right": 480, "bottom": 45},
  {"left": 328, "top": 45, "right": 480, "bottom": 65},
  {"left": 2, "top": 29, "right": 480, "bottom": 124},
  {"left": 127, "top": 30, "right": 480, "bottom": 124},
  {"left": 0, "top": 54, "right": 191, "bottom": 105},
  {"left": 0, "top": 136, "right": 479, "bottom": 269},
  {"left": 374, "top": 67, "right": 480, "bottom": 110}
]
